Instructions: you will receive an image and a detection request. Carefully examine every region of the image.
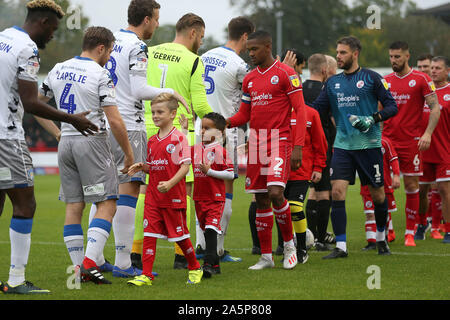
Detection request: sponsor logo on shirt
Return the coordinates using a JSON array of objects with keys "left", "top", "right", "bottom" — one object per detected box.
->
[{"left": 166, "top": 144, "right": 176, "bottom": 154}]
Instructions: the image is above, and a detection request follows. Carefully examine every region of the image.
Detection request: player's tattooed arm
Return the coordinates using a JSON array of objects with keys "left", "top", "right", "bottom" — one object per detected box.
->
[{"left": 419, "top": 92, "right": 441, "bottom": 151}]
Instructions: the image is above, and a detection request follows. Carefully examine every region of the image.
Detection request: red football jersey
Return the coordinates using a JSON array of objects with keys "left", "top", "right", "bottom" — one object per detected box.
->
[
  {"left": 228, "top": 60, "right": 306, "bottom": 147},
  {"left": 361, "top": 136, "right": 399, "bottom": 195},
  {"left": 192, "top": 142, "right": 234, "bottom": 201},
  {"left": 289, "top": 105, "right": 327, "bottom": 181},
  {"left": 145, "top": 127, "right": 191, "bottom": 208},
  {"left": 383, "top": 69, "right": 435, "bottom": 147},
  {"left": 422, "top": 83, "right": 450, "bottom": 164}
]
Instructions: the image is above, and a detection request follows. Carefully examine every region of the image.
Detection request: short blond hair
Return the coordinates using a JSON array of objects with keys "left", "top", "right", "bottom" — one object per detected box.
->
[
  {"left": 151, "top": 93, "right": 179, "bottom": 112},
  {"left": 26, "top": 0, "right": 65, "bottom": 19}
]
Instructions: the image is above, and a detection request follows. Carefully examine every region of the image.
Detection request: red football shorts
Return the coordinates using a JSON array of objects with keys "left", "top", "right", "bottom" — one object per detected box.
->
[
  {"left": 194, "top": 200, "right": 224, "bottom": 234},
  {"left": 362, "top": 193, "right": 397, "bottom": 213},
  {"left": 143, "top": 206, "right": 190, "bottom": 242},
  {"left": 420, "top": 162, "right": 450, "bottom": 184},
  {"left": 245, "top": 139, "right": 292, "bottom": 193},
  {"left": 394, "top": 143, "right": 422, "bottom": 176}
]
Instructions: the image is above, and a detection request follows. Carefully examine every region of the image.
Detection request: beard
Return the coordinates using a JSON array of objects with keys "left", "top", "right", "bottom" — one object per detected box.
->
[
  {"left": 392, "top": 61, "right": 406, "bottom": 73},
  {"left": 339, "top": 57, "right": 354, "bottom": 71}
]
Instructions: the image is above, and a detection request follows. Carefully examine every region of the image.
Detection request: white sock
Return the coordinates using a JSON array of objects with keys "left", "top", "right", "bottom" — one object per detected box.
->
[
  {"left": 113, "top": 195, "right": 137, "bottom": 270},
  {"left": 8, "top": 218, "right": 33, "bottom": 287},
  {"left": 85, "top": 219, "right": 111, "bottom": 266},
  {"left": 63, "top": 224, "right": 84, "bottom": 266},
  {"left": 217, "top": 196, "right": 233, "bottom": 256},
  {"left": 376, "top": 230, "right": 386, "bottom": 242},
  {"left": 336, "top": 241, "right": 347, "bottom": 252},
  {"left": 195, "top": 216, "right": 205, "bottom": 249}
]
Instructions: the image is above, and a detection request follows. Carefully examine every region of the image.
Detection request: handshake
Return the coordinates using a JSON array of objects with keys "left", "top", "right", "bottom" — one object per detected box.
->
[{"left": 347, "top": 114, "right": 375, "bottom": 133}]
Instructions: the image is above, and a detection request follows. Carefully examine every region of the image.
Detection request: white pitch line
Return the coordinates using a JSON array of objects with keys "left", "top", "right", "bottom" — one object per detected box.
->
[{"left": 0, "top": 241, "right": 449, "bottom": 257}]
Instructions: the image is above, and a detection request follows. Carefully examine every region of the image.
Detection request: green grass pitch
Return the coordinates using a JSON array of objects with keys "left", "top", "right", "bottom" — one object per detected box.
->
[{"left": 0, "top": 175, "right": 449, "bottom": 300}]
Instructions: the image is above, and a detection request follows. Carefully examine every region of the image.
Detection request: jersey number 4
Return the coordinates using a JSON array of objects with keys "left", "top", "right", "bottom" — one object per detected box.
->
[{"left": 60, "top": 83, "right": 77, "bottom": 114}]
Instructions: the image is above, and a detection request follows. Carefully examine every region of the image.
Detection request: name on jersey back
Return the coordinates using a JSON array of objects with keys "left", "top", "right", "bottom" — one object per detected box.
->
[{"left": 56, "top": 65, "right": 88, "bottom": 84}]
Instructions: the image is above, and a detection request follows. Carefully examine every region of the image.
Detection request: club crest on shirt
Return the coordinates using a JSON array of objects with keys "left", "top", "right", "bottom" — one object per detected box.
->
[
  {"left": 271, "top": 75, "right": 279, "bottom": 85},
  {"left": 356, "top": 80, "right": 365, "bottom": 89},
  {"left": 289, "top": 75, "right": 300, "bottom": 88},
  {"left": 166, "top": 144, "right": 176, "bottom": 154},
  {"left": 409, "top": 80, "right": 416, "bottom": 87},
  {"left": 444, "top": 94, "right": 450, "bottom": 101},
  {"left": 207, "top": 151, "right": 215, "bottom": 162}
]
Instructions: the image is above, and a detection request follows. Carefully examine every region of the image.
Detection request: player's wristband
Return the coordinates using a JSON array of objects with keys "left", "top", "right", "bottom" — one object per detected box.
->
[{"left": 372, "top": 112, "right": 383, "bottom": 123}]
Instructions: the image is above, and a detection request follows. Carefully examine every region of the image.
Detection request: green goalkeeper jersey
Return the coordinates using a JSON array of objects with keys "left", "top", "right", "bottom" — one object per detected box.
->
[{"left": 145, "top": 42, "right": 212, "bottom": 133}]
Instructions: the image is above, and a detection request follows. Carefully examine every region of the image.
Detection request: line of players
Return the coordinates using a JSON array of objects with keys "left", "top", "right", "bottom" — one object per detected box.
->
[{"left": 0, "top": 0, "right": 449, "bottom": 293}]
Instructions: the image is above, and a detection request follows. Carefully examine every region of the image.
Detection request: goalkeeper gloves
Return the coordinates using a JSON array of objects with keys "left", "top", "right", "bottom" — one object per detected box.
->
[{"left": 348, "top": 114, "right": 375, "bottom": 133}]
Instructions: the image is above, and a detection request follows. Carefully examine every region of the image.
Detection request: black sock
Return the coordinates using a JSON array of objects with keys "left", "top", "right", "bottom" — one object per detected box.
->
[
  {"left": 204, "top": 228, "right": 219, "bottom": 265},
  {"left": 305, "top": 199, "right": 318, "bottom": 240},
  {"left": 374, "top": 198, "right": 389, "bottom": 238},
  {"left": 317, "top": 199, "right": 331, "bottom": 243},
  {"left": 248, "top": 201, "right": 259, "bottom": 248}
]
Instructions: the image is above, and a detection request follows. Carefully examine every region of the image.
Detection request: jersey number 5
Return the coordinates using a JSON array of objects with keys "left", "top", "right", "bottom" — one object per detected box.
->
[
  {"left": 60, "top": 83, "right": 77, "bottom": 114},
  {"left": 204, "top": 65, "right": 216, "bottom": 95}
]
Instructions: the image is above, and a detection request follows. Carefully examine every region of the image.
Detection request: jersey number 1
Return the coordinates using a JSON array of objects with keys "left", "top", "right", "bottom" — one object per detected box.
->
[{"left": 60, "top": 83, "right": 77, "bottom": 114}]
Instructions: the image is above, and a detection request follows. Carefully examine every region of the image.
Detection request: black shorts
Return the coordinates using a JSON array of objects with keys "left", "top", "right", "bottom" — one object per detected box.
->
[
  {"left": 284, "top": 180, "right": 310, "bottom": 203},
  {"left": 330, "top": 147, "right": 384, "bottom": 188}
]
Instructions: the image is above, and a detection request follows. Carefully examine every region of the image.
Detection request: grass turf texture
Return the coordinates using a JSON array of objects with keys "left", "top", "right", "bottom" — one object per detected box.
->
[{"left": 0, "top": 175, "right": 449, "bottom": 300}]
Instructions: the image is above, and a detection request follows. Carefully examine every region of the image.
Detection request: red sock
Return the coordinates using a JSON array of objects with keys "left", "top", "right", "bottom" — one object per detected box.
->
[
  {"left": 142, "top": 236, "right": 157, "bottom": 278},
  {"left": 426, "top": 190, "right": 433, "bottom": 219},
  {"left": 82, "top": 257, "right": 97, "bottom": 269},
  {"left": 445, "top": 222, "right": 450, "bottom": 233},
  {"left": 431, "top": 190, "right": 442, "bottom": 230},
  {"left": 405, "top": 190, "right": 419, "bottom": 233},
  {"left": 177, "top": 238, "right": 200, "bottom": 270},
  {"left": 256, "top": 208, "right": 273, "bottom": 254},
  {"left": 273, "top": 199, "right": 294, "bottom": 242},
  {"left": 365, "top": 220, "right": 376, "bottom": 243}
]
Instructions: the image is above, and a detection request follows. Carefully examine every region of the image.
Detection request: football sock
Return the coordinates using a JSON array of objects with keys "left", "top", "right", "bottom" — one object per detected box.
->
[
  {"left": 85, "top": 218, "right": 111, "bottom": 266},
  {"left": 331, "top": 200, "right": 347, "bottom": 251},
  {"left": 142, "top": 236, "right": 157, "bottom": 278},
  {"left": 388, "top": 212, "right": 394, "bottom": 231},
  {"left": 290, "top": 200, "right": 306, "bottom": 251},
  {"left": 9, "top": 217, "right": 33, "bottom": 286},
  {"left": 317, "top": 199, "right": 331, "bottom": 243},
  {"left": 374, "top": 199, "right": 388, "bottom": 242},
  {"left": 431, "top": 190, "right": 442, "bottom": 231},
  {"left": 195, "top": 216, "right": 205, "bottom": 250},
  {"left": 248, "top": 201, "right": 259, "bottom": 248},
  {"left": 132, "top": 193, "right": 145, "bottom": 255},
  {"left": 405, "top": 189, "right": 419, "bottom": 235},
  {"left": 256, "top": 208, "right": 274, "bottom": 254},
  {"left": 63, "top": 224, "right": 84, "bottom": 266},
  {"left": 365, "top": 219, "right": 377, "bottom": 243},
  {"left": 177, "top": 238, "right": 201, "bottom": 270},
  {"left": 204, "top": 228, "right": 219, "bottom": 265},
  {"left": 217, "top": 193, "right": 233, "bottom": 256},
  {"left": 273, "top": 199, "right": 294, "bottom": 242},
  {"left": 113, "top": 195, "right": 137, "bottom": 270},
  {"left": 305, "top": 199, "right": 318, "bottom": 240}
]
